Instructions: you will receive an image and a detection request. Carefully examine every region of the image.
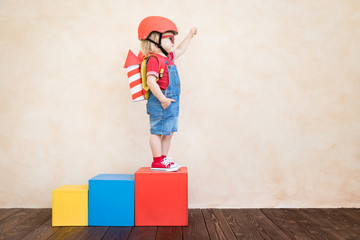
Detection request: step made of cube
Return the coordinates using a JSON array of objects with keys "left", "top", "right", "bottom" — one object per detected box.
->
[
  {"left": 52, "top": 185, "right": 88, "bottom": 226},
  {"left": 135, "top": 167, "right": 188, "bottom": 226},
  {"left": 88, "top": 174, "right": 134, "bottom": 226}
]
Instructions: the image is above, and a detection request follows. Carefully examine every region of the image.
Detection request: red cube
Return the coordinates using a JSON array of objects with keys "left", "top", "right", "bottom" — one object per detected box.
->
[{"left": 135, "top": 167, "right": 188, "bottom": 226}]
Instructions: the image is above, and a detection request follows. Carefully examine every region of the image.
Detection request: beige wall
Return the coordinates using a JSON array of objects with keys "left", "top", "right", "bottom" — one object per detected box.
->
[{"left": 1, "top": 0, "right": 360, "bottom": 208}]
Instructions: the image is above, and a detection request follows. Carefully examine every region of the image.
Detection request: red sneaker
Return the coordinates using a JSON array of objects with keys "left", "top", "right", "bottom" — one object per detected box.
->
[{"left": 151, "top": 158, "right": 180, "bottom": 172}]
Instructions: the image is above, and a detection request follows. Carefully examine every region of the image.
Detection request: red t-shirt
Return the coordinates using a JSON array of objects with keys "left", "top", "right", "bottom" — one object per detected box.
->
[{"left": 146, "top": 52, "right": 175, "bottom": 90}]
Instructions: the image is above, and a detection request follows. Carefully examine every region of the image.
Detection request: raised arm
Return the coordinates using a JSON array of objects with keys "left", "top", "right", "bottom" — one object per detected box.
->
[{"left": 174, "top": 27, "right": 197, "bottom": 59}]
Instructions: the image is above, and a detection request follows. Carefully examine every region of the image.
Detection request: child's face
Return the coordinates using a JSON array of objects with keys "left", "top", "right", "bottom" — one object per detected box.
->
[{"left": 161, "top": 32, "right": 175, "bottom": 53}]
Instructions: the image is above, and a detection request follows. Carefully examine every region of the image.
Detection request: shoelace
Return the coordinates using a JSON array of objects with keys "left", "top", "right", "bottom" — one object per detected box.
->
[
  {"left": 164, "top": 157, "right": 174, "bottom": 165},
  {"left": 160, "top": 158, "right": 171, "bottom": 167}
]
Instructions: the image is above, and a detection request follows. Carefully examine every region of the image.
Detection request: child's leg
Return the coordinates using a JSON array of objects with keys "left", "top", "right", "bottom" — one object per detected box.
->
[
  {"left": 161, "top": 132, "right": 174, "bottom": 156},
  {"left": 161, "top": 132, "right": 181, "bottom": 168},
  {"left": 150, "top": 133, "right": 178, "bottom": 172},
  {"left": 150, "top": 134, "right": 162, "bottom": 157}
]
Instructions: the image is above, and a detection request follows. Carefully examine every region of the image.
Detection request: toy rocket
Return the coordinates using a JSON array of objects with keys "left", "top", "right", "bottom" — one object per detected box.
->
[{"left": 124, "top": 50, "right": 145, "bottom": 102}]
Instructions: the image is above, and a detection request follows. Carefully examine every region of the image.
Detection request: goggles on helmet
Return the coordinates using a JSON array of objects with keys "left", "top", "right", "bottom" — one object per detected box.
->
[{"left": 161, "top": 34, "right": 175, "bottom": 44}]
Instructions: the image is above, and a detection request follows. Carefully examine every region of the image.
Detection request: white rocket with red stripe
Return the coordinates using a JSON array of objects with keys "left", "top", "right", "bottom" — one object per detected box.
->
[{"left": 124, "top": 50, "right": 145, "bottom": 102}]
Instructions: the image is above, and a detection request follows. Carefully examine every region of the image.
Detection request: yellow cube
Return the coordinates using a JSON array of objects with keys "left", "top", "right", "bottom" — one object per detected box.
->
[{"left": 52, "top": 185, "right": 88, "bottom": 226}]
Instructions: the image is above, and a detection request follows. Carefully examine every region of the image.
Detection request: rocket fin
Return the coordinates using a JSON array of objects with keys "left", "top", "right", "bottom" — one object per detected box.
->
[
  {"left": 137, "top": 50, "right": 144, "bottom": 60},
  {"left": 124, "top": 50, "right": 141, "bottom": 68}
]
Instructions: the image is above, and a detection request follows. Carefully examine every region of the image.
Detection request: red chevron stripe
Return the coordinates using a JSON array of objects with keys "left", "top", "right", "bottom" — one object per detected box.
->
[
  {"left": 132, "top": 90, "right": 144, "bottom": 100},
  {"left": 130, "top": 79, "right": 142, "bottom": 89},
  {"left": 127, "top": 68, "right": 140, "bottom": 78}
]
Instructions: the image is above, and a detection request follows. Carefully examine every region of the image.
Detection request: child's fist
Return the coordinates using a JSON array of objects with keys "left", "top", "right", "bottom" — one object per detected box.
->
[
  {"left": 190, "top": 27, "right": 197, "bottom": 38},
  {"left": 161, "top": 98, "right": 175, "bottom": 110}
]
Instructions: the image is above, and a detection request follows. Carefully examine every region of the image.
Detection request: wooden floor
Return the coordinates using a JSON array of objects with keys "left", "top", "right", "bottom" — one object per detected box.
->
[{"left": 0, "top": 208, "right": 359, "bottom": 240}]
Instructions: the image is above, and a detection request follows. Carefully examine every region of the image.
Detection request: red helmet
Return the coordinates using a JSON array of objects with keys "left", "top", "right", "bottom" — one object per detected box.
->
[{"left": 138, "top": 16, "right": 178, "bottom": 40}]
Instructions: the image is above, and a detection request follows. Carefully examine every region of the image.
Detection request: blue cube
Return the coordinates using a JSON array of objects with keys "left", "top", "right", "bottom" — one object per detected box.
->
[{"left": 89, "top": 174, "right": 134, "bottom": 226}]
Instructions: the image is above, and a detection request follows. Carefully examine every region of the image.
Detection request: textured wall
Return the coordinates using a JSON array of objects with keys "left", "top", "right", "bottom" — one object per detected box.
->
[{"left": 1, "top": 0, "right": 360, "bottom": 208}]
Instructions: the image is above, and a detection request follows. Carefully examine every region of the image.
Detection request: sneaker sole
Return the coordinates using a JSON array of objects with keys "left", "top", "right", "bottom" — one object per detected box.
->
[{"left": 151, "top": 166, "right": 180, "bottom": 172}]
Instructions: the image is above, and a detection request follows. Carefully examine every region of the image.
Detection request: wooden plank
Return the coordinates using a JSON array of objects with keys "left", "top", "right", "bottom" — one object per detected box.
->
[
  {"left": 46, "top": 226, "right": 86, "bottom": 240},
  {"left": 73, "top": 226, "right": 108, "bottom": 240},
  {"left": 300, "top": 209, "right": 359, "bottom": 239},
  {"left": 127, "top": 226, "right": 157, "bottom": 240},
  {"left": 202, "top": 209, "right": 236, "bottom": 240},
  {"left": 300, "top": 209, "right": 341, "bottom": 228},
  {"left": 100, "top": 226, "right": 133, "bottom": 240},
  {"left": 261, "top": 209, "right": 318, "bottom": 240},
  {"left": 0, "top": 208, "right": 51, "bottom": 240},
  {"left": 156, "top": 226, "right": 182, "bottom": 240},
  {"left": 320, "top": 209, "right": 359, "bottom": 229},
  {"left": 21, "top": 218, "right": 60, "bottom": 240},
  {"left": 222, "top": 209, "right": 263, "bottom": 240},
  {"left": 183, "top": 209, "right": 210, "bottom": 240},
  {"left": 282, "top": 209, "right": 345, "bottom": 240},
  {"left": 334, "top": 209, "right": 360, "bottom": 240},
  {"left": 345, "top": 208, "right": 360, "bottom": 215},
  {"left": 318, "top": 209, "right": 360, "bottom": 229},
  {"left": 342, "top": 208, "right": 360, "bottom": 222},
  {"left": 240, "top": 209, "right": 291, "bottom": 240},
  {"left": 0, "top": 208, "right": 359, "bottom": 240},
  {"left": 0, "top": 208, "right": 21, "bottom": 222}
]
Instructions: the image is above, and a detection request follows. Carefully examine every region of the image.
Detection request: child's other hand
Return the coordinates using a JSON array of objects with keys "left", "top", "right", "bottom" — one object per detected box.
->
[
  {"left": 161, "top": 98, "right": 175, "bottom": 110},
  {"left": 190, "top": 27, "right": 197, "bottom": 38}
]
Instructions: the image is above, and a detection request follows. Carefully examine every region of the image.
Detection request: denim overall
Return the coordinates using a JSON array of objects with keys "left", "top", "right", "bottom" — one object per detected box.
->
[{"left": 146, "top": 64, "right": 181, "bottom": 136}]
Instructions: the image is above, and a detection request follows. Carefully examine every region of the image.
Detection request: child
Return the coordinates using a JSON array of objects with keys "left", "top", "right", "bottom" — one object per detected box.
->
[{"left": 138, "top": 16, "right": 197, "bottom": 171}]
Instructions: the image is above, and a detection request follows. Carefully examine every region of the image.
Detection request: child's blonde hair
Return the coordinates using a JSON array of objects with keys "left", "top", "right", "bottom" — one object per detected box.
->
[{"left": 140, "top": 32, "right": 161, "bottom": 55}]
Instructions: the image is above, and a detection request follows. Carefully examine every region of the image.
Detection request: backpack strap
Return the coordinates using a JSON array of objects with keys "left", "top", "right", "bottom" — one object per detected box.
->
[
  {"left": 146, "top": 55, "right": 165, "bottom": 78},
  {"left": 140, "top": 54, "right": 166, "bottom": 100}
]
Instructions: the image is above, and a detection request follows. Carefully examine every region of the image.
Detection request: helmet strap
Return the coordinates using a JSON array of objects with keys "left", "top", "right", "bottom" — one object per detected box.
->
[{"left": 146, "top": 33, "right": 169, "bottom": 57}]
